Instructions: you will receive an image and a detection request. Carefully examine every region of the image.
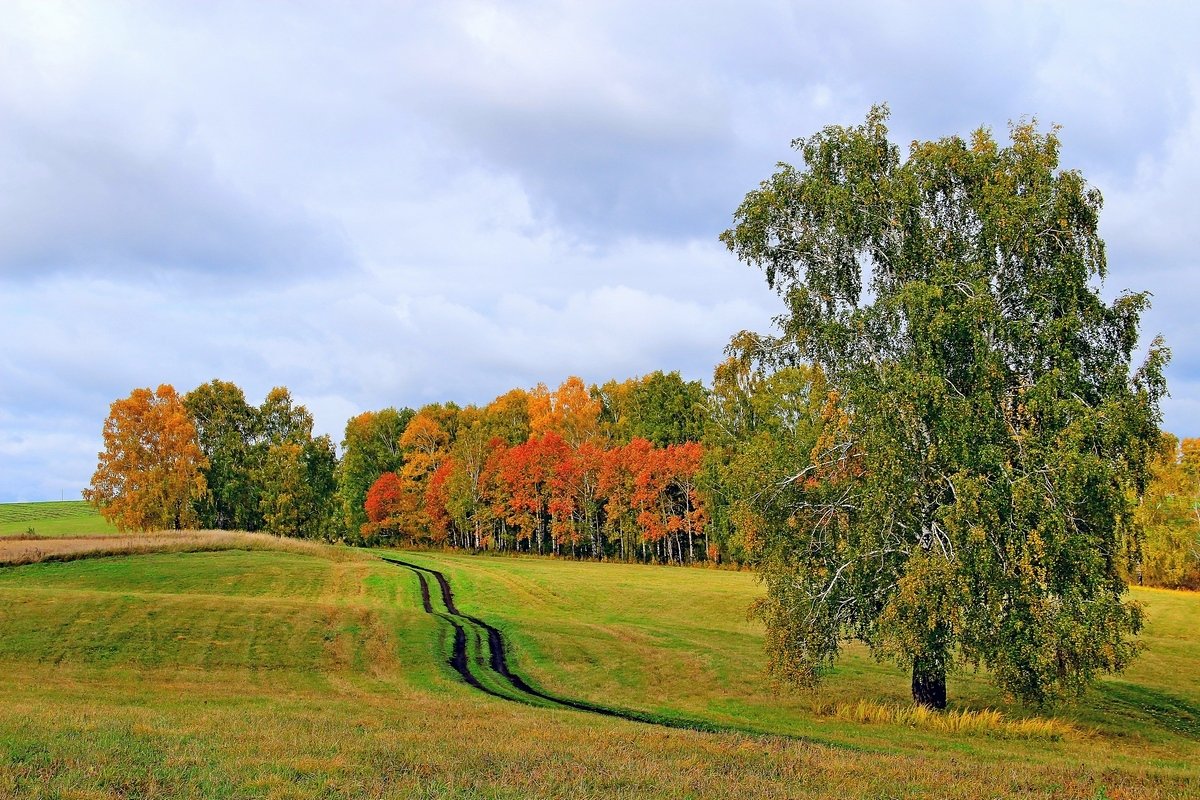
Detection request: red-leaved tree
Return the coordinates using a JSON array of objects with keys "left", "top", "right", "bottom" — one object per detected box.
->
[{"left": 363, "top": 471, "right": 404, "bottom": 543}]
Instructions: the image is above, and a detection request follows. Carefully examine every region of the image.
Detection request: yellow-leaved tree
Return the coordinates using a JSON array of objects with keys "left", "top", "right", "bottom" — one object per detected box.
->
[
  {"left": 1136, "top": 433, "right": 1200, "bottom": 588},
  {"left": 84, "top": 384, "right": 209, "bottom": 531}
]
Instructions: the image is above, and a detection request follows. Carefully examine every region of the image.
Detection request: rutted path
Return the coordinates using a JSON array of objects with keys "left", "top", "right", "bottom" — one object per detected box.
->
[
  {"left": 379, "top": 556, "right": 730, "bottom": 733},
  {"left": 391, "top": 560, "right": 509, "bottom": 699}
]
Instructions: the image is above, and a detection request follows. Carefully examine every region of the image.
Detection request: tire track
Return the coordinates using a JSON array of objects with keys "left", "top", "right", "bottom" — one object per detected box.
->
[
  {"left": 411, "top": 568, "right": 433, "bottom": 613},
  {"left": 389, "top": 557, "right": 509, "bottom": 700},
  {"left": 379, "top": 556, "right": 730, "bottom": 733}
]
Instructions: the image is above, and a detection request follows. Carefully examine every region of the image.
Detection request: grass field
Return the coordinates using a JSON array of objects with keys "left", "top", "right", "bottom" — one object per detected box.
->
[
  {"left": 0, "top": 524, "right": 1196, "bottom": 798},
  {"left": 0, "top": 500, "right": 118, "bottom": 537},
  {"left": 383, "top": 552, "right": 1200, "bottom": 790}
]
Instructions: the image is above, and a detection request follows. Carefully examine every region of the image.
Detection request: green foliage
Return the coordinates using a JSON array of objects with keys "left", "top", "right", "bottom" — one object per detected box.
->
[
  {"left": 177, "top": 382, "right": 337, "bottom": 539},
  {"left": 723, "top": 106, "right": 1167, "bottom": 707},
  {"left": 600, "top": 371, "right": 709, "bottom": 447},
  {"left": 258, "top": 386, "right": 315, "bottom": 446},
  {"left": 443, "top": 407, "right": 495, "bottom": 546},
  {"left": 700, "top": 344, "right": 829, "bottom": 564},
  {"left": 257, "top": 435, "right": 339, "bottom": 540},
  {"left": 184, "top": 380, "right": 260, "bottom": 530}
]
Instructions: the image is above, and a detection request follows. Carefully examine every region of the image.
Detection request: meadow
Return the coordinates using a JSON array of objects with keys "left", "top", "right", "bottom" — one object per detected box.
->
[
  {"left": 0, "top": 518, "right": 1195, "bottom": 798},
  {"left": 0, "top": 500, "right": 118, "bottom": 537}
]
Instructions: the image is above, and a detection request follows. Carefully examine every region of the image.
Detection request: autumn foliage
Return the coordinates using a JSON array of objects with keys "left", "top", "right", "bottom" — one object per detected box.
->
[
  {"left": 353, "top": 376, "right": 710, "bottom": 562},
  {"left": 85, "top": 369, "right": 1198, "bottom": 581},
  {"left": 363, "top": 431, "right": 708, "bottom": 561},
  {"left": 1135, "top": 433, "right": 1200, "bottom": 589},
  {"left": 363, "top": 471, "right": 406, "bottom": 541},
  {"left": 85, "top": 385, "right": 209, "bottom": 532},
  {"left": 88, "top": 381, "right": 339, "bottom": 539}
]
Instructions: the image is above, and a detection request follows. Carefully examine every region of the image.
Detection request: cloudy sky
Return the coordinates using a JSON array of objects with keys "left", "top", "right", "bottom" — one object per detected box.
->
[{"left": 2, "top": 1, "right": 1197, "bottom": 501}]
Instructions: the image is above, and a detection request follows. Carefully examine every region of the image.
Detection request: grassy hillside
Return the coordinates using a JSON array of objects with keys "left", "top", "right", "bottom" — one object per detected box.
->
[
  {"left": 387, "top": 552, "right": 1200, "bottom": 783},
  {"left": 0, "top": 500, "right": 118, "bottom": 537},
  {"left": 0, "top": 544, "right": 1196, "bottom": 798}
]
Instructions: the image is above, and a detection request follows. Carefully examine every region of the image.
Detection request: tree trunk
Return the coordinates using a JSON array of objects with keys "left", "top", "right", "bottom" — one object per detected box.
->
[{"left": 911, "top": 655, "right": 947, "bottom": 710}]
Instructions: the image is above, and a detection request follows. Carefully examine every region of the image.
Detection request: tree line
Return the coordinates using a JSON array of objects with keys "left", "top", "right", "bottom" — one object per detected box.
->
[
  {"left": 85, "top": 383, "right": 338, "bottom": 539},
  {"left": 84, "top": 365, "right": 1200, "bottom": 579},
  {"left": 87, "top": 372, "right": 715, "bottom": 563},
  {"left": 345, "top": 376, "right": 708, "bottom": 562}
]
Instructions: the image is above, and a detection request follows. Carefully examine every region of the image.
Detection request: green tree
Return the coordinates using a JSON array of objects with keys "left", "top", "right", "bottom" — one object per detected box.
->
[
  {"left": 445, "top": 406, "right": 496, "bottom": 549},
  {"left": 705, "top": 346, "right": 830, "bottom": 563},
  {"left": 184, "top": 379, "right": 259, "bottom": 530},
  {"left": 722, "top": 106, "right": 1167, "bottom": 708},
  {"left": 616, "top": 371, "right": 708, "bottom": 447},
  {"left": 258, "top": 386, "right": 313, "bottom": 446},
  {"left": 251, "top": 387, "right": 338, "bottom": 539},
  {"left": 258, "top": 435, "right": 339, "bottom": 539}
]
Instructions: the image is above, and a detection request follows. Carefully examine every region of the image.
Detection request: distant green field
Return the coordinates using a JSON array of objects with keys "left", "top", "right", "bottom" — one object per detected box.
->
[
  {"left": 0, "top": 544, "right": 1196, "bottom": 798},
  {"left": 0, "top": 500, "right": 118, "bottom": 537}
]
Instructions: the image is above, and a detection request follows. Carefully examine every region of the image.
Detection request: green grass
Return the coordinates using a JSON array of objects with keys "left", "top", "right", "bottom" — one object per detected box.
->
[
  {"left": 384, "top": 550, "right": 1200, "bottom": 789},
  {"left": 0, "top": 542, "right": 1196, "bottom": 798},
  {"left": 0, "top": 500, "right": 118, "bottom": 537}
]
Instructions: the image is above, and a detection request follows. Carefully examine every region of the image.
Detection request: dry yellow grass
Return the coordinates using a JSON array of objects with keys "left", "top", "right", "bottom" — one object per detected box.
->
[
  {"left": 0, "top": 530, "right": 353, "bottom": 566},
  {"left": 813, "top": 698, "right": 1074, "bottom": 740}
]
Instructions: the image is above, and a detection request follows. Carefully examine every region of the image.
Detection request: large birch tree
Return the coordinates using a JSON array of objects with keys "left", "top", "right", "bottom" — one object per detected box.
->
[{"left": 722, "top": 106, "right": 1168, "bottom": 708}]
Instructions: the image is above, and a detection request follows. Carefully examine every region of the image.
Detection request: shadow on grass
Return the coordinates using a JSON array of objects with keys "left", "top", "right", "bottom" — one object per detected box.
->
[{"left": 1095, "top": 682, "right": 1200, "bottom": 739}]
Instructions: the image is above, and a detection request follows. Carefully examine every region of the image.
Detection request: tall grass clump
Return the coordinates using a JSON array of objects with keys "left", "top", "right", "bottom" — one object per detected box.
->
[{"left": 814, "top": 698, "right": 1072, "bottom": 740}]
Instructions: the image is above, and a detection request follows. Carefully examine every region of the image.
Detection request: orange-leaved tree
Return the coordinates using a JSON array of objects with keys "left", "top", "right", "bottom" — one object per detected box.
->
[
  {"left": 663, "top": 441, "right": 708, "bottom": 561},
  {"left": 85, "top": 384, "right": 209, "bottom": 531},
  {"left": 548, "top": 439, "right": 604, "bottom": 557},
  {"left": 529, "top": 376, "right": 602, "bottom": 447},
  {"left": 424, "top": 458, "right": 456, "bottom": 545},
  {"left": 598, "top": 439, "right": 645, "bottom": 559},
  {"left": 393, "top": 410, "right": 450, "bottom": 540},
  {"left": 624, "top": 438, "right": 707, "bottom": 563}
]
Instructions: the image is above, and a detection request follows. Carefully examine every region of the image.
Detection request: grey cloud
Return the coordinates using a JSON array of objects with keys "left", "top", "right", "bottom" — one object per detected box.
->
[
  {"left": 0, "top": 241, "right": 779, "bottom": 501},
  {"left": 0, "top": 120, "right": 353, "bottom": 280},
  {"left": 383, "top": 1, "right": 1199, "bottom": 244}
]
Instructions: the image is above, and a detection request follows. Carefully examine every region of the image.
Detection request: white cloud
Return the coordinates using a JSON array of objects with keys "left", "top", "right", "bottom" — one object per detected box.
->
[{"left": 1102, "top": 78, "right": 1200, "bottom": 265}]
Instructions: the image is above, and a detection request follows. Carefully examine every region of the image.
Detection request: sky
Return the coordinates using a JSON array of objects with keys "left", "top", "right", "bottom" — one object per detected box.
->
[{"left": 2, "top": 1, "right": 1198, "bottom": 502}]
